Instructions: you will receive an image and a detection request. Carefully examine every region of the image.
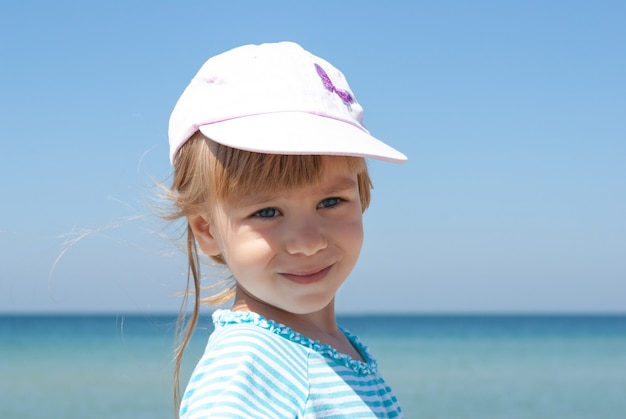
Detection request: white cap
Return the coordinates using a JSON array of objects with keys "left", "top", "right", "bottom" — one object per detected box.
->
[{"left": 168, "top": 41, "right": 407, "bottom": 165}]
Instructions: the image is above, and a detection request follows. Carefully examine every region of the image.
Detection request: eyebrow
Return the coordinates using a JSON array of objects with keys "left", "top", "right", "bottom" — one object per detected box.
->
[
  {"left": 320, "top": 176, "right": 358, "bottom": 195},
  {"left": 231, "top": 176, "right": 358, "bottom": 208}
]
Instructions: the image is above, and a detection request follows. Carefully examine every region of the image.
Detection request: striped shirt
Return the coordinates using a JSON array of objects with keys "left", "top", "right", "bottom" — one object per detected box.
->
[{"left": 180, "top": 310, "right": 403, "bottom": 418}]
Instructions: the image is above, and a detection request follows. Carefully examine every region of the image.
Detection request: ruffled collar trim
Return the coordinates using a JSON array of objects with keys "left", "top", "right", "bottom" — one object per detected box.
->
[{"left": 212, "top": 309, "right": 378, "bottom": 376}]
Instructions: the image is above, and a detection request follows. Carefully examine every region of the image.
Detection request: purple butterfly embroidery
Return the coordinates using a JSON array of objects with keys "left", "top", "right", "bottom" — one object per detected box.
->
[{"left": 315, "top": 63, "right": 354, "bottom": 105}]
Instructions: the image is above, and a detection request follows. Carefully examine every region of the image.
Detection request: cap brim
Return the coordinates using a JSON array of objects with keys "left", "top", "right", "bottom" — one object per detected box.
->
[{"left": 197, "top": 112, "right": 407, "bottom": 163}]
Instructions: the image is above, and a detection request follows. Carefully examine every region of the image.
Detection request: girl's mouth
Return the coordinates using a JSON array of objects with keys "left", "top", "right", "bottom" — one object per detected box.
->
[{"left": 280, "top": 265, "right": 333, "bottom": 284}]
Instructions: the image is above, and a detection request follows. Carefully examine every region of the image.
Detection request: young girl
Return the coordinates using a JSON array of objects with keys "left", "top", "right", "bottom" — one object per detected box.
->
[{"left": 166, "top": 41, "right": 407, "bottom": 418}]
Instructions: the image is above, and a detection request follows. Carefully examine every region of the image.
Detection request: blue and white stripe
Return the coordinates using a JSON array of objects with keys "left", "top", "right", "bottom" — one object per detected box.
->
[{"left": 180, "top": 310, "right": 403, "bottom": 418}]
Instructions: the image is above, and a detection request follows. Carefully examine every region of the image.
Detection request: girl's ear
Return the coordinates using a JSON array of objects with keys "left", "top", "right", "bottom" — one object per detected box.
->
[{"left": 187, "top": 214, "right": 221, "bottom": 257}]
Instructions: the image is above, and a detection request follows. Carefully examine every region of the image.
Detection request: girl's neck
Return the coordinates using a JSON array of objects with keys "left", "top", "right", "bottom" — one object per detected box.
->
[
  {"left": 232, "top": 287, "right": 339, "bottom": 336},
  {"left": 232, "top": 287, "right": 343, "bottom": 341},
  {"left": 231, "top": 287, "right": 364, "bottom": 362}
]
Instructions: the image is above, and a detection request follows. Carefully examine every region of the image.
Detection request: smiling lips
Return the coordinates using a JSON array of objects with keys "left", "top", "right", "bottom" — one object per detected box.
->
[{"left": 280, "top": 265, "right": 333, "bottom": 284}]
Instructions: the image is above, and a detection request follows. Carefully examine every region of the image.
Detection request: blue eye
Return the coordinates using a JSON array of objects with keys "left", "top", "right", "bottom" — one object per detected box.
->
[
  {"left": 255, "top": 207, "right": 279, "bottom": 218},
  {"left": 318, "top": 197, "right": 341, "bottom": 208}
]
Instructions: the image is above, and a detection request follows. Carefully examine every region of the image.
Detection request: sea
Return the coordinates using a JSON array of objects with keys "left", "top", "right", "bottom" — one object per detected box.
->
[{"left": 1, "top": 314, "right": 625, "bottom": 419}]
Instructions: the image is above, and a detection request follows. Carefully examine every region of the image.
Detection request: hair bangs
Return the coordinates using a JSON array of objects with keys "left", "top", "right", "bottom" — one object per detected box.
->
[
  {"left": 208, "top": 141, "right": 368, "bottom": 205},
  {"left": 172, "top": 132, "right": 371, "bottom": 218},
  {"left": 212, "top": 148, "right": 323, "bottom": 201}
]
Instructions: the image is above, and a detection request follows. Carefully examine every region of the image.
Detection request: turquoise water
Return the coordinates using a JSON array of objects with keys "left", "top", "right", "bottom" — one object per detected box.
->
[{"left": 1, "top": 314, "right": 625, "bottom": 418}]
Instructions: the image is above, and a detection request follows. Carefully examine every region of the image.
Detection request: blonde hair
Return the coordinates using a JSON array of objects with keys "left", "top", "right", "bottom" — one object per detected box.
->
[{"left": 164, "top": 131, "right": 373, "bottom": 414}]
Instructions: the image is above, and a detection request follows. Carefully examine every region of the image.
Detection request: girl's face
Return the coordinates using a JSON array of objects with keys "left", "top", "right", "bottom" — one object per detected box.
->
[{"left": 193, "top": 157, "right": 364, "bottom": 316}]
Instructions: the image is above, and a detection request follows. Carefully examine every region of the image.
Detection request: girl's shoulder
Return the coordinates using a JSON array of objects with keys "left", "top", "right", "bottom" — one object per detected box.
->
[
  {"left": 181, "top": 311, "right": 311, "bottom": 418},
  {"left": 207, "top": 309, "right": 311, "bottom": 365},
  {"left": 210, "top": 309, "right": 378, "bottom": 376}
]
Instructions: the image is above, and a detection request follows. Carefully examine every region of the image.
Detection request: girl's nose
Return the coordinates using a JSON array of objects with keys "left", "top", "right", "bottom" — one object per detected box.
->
[{"left": 285, "top": 218, "right": 328, "bottom": 256}]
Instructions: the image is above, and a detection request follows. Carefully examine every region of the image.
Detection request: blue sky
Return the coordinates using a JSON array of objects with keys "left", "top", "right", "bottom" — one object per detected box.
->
[{"left": 1, "top": 1, "right": 624, "bottom": 313}]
